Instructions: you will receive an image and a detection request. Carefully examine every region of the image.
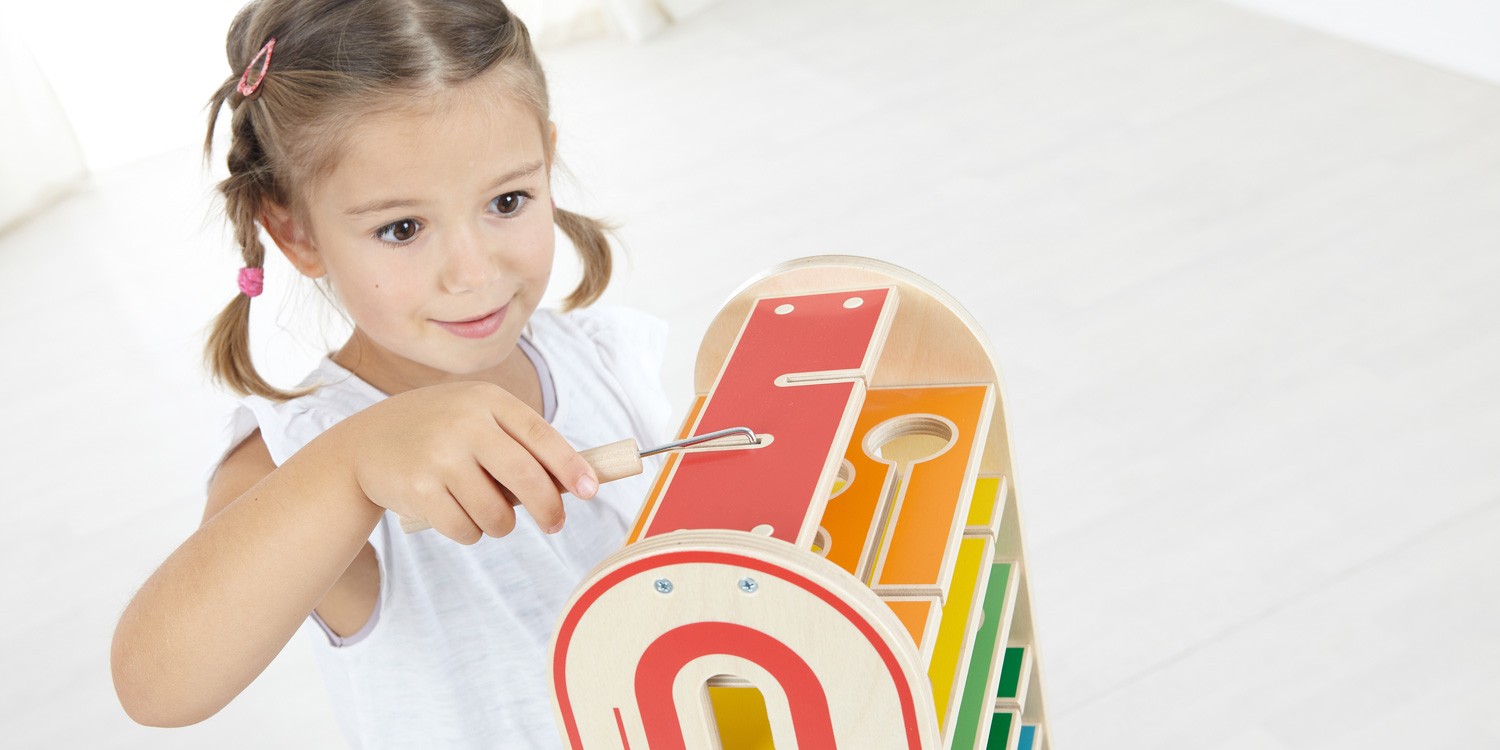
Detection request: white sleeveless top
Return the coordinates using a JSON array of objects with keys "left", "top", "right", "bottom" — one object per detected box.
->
[{"left": 220, "top": 306, "right": 673, "bottom": 749}]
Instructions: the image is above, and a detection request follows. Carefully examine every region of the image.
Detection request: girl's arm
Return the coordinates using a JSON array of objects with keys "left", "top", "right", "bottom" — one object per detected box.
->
[
  {"left": 111, "top": 421, "right": 382, "bottom": 727},
  {"left": 110, "top": 382, "right": 598, "bottom": 727},
  {"left": 203, "top": 431, "right": 382, "bottom": 640}
]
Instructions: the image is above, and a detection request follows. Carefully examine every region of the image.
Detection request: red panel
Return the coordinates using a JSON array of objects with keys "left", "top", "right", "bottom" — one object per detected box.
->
[
  {"left": 645, "top": 289, "right": 890, "bottom": 543},
  {"left": 634, "top": 623, "right": 837, "bottom": 750}
]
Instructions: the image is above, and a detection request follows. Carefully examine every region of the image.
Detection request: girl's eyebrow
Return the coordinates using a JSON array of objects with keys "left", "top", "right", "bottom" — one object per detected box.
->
[{"left": 344, "top": 160, "right": 546, "bottom": 216}]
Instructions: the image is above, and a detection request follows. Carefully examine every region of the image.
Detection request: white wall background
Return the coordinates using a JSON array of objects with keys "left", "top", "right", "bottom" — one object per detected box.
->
[
  {"left": 7, "top": 0, "right": 1498, "bottom": 176},
  {"left": 6, "top": 0, "right": 1500, "bottom": 176},
  {"left": 2, "top": 0, "right": 720, "bottom": 174},
  {"left": 5, "top": 0, "right": 246, "bottom": 174},
  {"left": 0, "top": 24, "right": 86, "bottom": 232}
]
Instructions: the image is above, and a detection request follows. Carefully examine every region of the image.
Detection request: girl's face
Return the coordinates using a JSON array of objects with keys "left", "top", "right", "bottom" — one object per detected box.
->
[{"left": 270, "top": 74, "right": 555, "bottom": 388}]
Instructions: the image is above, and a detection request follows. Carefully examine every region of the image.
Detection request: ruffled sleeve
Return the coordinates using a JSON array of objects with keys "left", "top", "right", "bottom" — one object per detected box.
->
[
  {"left": 234, "top": 394, "right": 349, "bottom": 466},
  {"left": 209, "top": 359, "right": 386, "bottom": 486},
  {"left": 538, "top": 305, "right": 674, "bottom": 451}
]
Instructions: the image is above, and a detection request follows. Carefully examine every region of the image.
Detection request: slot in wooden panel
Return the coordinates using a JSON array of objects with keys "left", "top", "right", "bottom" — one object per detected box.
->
[
  {"left": 627, "top": 395, "right": 706, "bottom": 545},
  {"left": 709, "top": 685, "right": 774, "bottom": 750}
]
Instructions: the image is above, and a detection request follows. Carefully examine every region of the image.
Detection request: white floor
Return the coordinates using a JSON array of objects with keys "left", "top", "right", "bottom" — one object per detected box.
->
[{"left": 3, "top": 0, "right": 1498, "bottom": 747}]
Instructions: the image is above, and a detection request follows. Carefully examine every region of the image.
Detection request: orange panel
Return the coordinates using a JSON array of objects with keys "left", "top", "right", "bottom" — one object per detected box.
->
[
  {"left": 884, "top": 599, "right": 935, "bottom": 646},
  {"left": 871, "top": 386, "right": 988, "bottom": 591},
  {"left": 819, "top": 394, "right": 901, "bottom": 580},
  {"left": 818, "top": 386, "right": 990, "bottom": 590}
]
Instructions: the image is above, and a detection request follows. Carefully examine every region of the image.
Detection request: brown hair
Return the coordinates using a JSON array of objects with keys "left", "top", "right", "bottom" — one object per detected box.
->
[{"left": 203, "top": 0, "right": 613, "bottom": 400}]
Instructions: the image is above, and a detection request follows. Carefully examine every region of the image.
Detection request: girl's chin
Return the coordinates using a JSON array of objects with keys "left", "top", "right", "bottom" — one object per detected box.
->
[
  {"left": 349, "top": 318, "right": 528, "bottom": 380},
  {"left": 428, "top": 340, "right": 524, "bottom": 377}
]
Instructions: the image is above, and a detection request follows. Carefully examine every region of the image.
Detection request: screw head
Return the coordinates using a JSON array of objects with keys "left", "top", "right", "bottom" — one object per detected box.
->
[
  {"left": 738, "top": 577, "right": 758, "bottom": 594},
  {"left": 654, "top": 578, "right": 673, "bottom": 594}
]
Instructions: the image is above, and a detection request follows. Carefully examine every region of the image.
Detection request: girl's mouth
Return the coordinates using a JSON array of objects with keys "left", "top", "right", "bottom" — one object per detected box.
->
[{"left": 432, "top": 303, "right": 509, "bottom": 339}]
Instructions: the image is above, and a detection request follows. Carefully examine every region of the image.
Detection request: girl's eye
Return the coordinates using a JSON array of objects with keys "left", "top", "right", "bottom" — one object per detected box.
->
[
  {"left": 376, "top": 219, "right": 419, "bottom": 244},
  {"left": 491, "top": 191, "right": 529, "bottom": 217}
]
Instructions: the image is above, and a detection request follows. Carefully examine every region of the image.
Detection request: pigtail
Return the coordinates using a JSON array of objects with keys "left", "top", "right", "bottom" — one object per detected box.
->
[
  {"left": 553, "top": 206, "right": 615, "bottom": 310},
  {"left": 202, "top": 73, "right": 312, "bottom": 401}
]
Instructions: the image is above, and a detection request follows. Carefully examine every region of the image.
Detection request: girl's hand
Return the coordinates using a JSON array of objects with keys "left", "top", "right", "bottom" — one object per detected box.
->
[{"left": 328, "top": 381, "right": 599, "bottom": 544}]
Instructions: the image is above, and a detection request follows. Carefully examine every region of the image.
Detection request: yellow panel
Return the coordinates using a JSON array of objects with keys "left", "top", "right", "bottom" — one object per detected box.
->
[
  {"left": 710, "top": 686, "right": 774, "bottom": 750},
  {"left": 966, "top": 477, "right": 1001, "bottom": 528},
  {"left": 927, "top": 537, "right": 988, "bottom": 729}
]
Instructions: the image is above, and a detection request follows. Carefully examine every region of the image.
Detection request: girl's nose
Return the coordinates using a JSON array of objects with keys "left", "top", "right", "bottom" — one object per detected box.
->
[{"left": 439, "top": 225, "right": 501, "bottom": 294}]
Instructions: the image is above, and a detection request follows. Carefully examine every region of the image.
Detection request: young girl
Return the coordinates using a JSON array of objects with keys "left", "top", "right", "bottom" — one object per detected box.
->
[{"left": 110, "top": 1, "right": 672, "bottom": 746}]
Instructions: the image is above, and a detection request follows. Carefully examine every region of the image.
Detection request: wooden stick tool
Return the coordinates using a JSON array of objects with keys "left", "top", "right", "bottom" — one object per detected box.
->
[{"left": 398, "top": 427, "right": 759, "bottom": 534}]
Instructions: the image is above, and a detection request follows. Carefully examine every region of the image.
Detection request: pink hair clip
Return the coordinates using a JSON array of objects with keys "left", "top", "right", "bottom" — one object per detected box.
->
[
  {"left": 238, "top": 267, "right": 265, "bottom": 298},
  {"left": 237, "top": 38, "right": 277, "bottom": 97}
]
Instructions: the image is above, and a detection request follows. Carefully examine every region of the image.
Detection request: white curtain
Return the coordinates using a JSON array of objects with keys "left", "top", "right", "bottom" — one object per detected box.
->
[{"left": 0, "top": 24, "right": 86, "bottom": 235}]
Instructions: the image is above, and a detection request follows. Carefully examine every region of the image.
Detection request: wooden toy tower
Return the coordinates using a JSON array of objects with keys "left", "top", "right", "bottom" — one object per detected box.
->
[{"left": 549, "top": 256, "right": 1051, "bottom": 749}]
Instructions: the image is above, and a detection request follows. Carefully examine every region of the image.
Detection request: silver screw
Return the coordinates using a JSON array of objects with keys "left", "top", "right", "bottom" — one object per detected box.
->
[
  {"left": 738, "top": 577, "right": 758, "bottom": 594},
  {"left": 654, "top": 578, "right": 673, "bottom": 594}
]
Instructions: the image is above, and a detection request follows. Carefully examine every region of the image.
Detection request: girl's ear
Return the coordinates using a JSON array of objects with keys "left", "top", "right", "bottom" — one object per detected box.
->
[
  {"left": 261, "top": 204, "right": 326, "bottom": 279},
  {"left": 546, "top": 120, "right": 557, "bottom": 168}
]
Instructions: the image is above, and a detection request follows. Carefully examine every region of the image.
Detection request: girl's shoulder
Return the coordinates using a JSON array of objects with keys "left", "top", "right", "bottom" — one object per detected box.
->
[
  {"left": 530, "top": 303, "right": 667, "bottom": 345},
  {"left": 528, "top": 304, "right": 669, "bottom": 373},
  {"left": 220, "top": 358, "right": 384, "bottom": 470}
]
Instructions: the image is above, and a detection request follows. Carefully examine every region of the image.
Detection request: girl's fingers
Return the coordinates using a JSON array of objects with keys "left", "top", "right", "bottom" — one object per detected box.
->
[
  {"left": 424, "top": 490, "right": 485, "bottom": 545},
  {"left": 447, "top": 462, "right": 517, "bottom": 539},
  {"left": 475, "top": 436, "right": 567, "bottom": 534},
  {"left": 487, "top": 401, "right": 598, "bottom": 500}
]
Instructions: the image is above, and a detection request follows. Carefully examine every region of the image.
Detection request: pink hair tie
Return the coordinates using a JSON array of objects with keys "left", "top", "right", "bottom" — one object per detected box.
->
[
  {"left": 238, "top": 267, "right": 265, "bottom": 298},
  {"left": 237, "top": 38, "right": 276, "bottom": 97}
]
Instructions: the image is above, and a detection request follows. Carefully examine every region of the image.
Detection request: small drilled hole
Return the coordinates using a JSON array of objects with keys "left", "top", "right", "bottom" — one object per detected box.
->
[
  {"left": 774, "top": 304, "right": 794, "bottom": 315},
  {"left": 829, "top": 459, "right": 855, "bottom": 500},
  {"left": 811, "top": 526, "right": 832, "bottom": 558},
  {"left": 751, "top": 524, "right": 774, "bottom": 536},
  {"left": 843, "top": 297, "right": 863, "bottom": 309}
]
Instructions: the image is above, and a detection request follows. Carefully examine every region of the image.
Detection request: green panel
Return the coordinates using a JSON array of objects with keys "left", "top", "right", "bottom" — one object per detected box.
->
[
  {"left": 997, "top": 646, "right": 1026, "bottom": 699},
  {"left": 948, "top": 563, "right": 1013, "bottom": 750},
  {"left": 987, "top": 711, "right": 1016, "bottom": 750}
]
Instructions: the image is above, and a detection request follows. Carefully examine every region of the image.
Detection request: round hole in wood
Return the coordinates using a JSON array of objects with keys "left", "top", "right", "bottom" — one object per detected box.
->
[
  {"left": 750, "top": 524, "right": 774, "bottom": 536},
  {"left": 774, "top": 304, "right": 794, "bottom": 315},
  {"left": 843, "top": 296, "right": 864, "bottom": 309},
  {"left": 863, "top": 413, "right": 957, "bottom": 466}
]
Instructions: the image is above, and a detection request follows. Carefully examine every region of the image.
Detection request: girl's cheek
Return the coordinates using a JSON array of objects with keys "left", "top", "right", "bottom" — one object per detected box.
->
[{"left": 527, "top": 225, "right": 556, "bottom": 270}]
